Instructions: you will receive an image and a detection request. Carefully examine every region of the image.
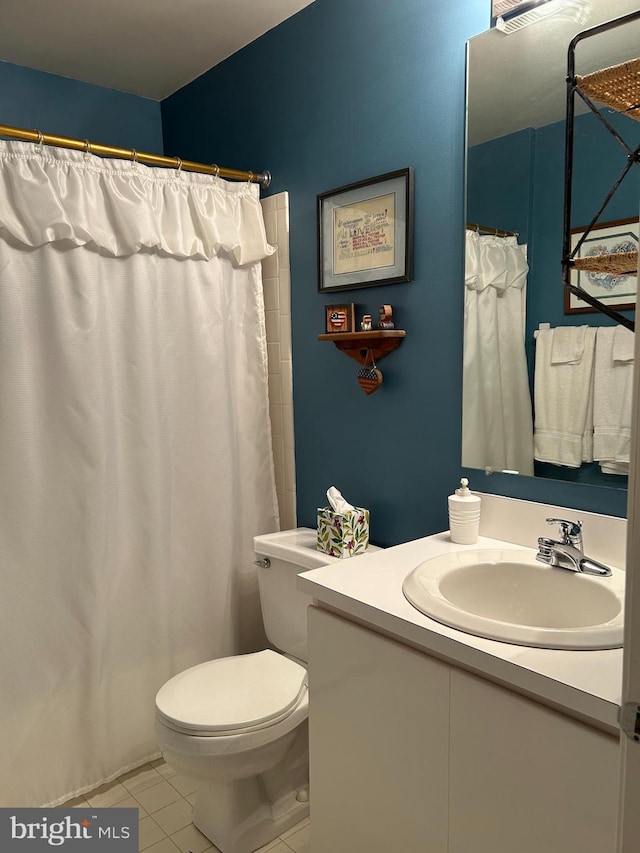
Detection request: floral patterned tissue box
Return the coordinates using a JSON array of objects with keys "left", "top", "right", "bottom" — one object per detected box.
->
[{"left": 316, "top": 507, "right": 370, "bottom": 558}]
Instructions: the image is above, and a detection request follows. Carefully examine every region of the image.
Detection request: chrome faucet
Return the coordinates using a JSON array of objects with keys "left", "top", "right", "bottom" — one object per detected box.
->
[{"left": 536, "top": 517, "right": 612, "bottom": 577}]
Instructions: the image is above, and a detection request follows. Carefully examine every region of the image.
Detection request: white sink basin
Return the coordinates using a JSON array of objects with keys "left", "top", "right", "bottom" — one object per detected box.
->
[{"left": 402, "top": 548, "right": 625, "bottom": 649}]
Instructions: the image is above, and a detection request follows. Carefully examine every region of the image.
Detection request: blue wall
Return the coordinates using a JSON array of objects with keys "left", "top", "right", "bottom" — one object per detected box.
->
[
  {"left": 162, "top": 0, "right": 491, "bottom": 546},
  {"left": 2, "top": 3, "right": 626, "bottom": 545},
  {"left": 161, "top": 0, "right": 628, "bottom": 544},
  {"left": 467, "top": 128, "right": 535, "bottom": 240},
  {"left": 0, "top": 60, "right": 163, "bottom": 152}
]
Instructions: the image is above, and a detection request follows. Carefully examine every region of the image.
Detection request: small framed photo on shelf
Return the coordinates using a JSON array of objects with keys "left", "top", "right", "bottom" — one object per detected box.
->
[
  {"left": 565, "top": 216, "right": 638, "bottom": 314},
  {"left": 325, "top": 303, "right": 356, "bottom": 334},
  {"left": 317, "top": 167, "right": 414, "bottom": 292}
]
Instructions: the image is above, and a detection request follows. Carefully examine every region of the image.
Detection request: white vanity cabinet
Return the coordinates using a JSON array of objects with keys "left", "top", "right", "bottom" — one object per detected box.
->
[
  {"left": 448, "top": 668, "right": 618, "bottom": 853},
  {"left": 308, "top": 605, "right": 450, "bottom": 853},
  {"left": 308, "top": 606, "right": 619, "bottom": 853}
]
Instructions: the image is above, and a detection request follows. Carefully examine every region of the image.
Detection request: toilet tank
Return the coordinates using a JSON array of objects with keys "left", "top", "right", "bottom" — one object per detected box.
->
[{"left": 253, "top": 527, "right": 337, "bottom": 664}]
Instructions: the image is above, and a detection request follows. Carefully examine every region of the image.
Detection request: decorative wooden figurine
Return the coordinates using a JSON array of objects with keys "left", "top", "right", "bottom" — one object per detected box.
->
[{"left": 378, "top": 304, "right": 395, "bottom": 329}]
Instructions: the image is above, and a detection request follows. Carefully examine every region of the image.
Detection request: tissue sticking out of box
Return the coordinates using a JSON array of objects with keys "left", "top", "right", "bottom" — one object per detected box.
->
[
  {"left": 317, "top": 487, "right": 370, "bottom": 558},
  {"left": 327, "top": 486, "right": 355, "bottom": 514}
]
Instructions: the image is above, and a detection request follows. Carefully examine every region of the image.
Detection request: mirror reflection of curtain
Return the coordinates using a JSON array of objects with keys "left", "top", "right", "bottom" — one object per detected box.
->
[{"left": 462, "top": 230, "right": 534, "bottom": 475}]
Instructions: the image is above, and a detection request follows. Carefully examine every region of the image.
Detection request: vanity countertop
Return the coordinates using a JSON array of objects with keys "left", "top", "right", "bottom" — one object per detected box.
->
[{"left": 298, "top": 532, "right": 623, "bottom": 734}]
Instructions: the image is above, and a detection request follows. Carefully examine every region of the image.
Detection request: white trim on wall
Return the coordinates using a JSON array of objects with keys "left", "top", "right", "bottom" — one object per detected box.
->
[{"left": 261, "top": 192, "right": 297, "bottom": 530}]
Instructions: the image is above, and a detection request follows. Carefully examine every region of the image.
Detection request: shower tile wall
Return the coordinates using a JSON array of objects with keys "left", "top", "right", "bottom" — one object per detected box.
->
[{"left": 261, "top": 192, "right": 296, "bottom": 530}]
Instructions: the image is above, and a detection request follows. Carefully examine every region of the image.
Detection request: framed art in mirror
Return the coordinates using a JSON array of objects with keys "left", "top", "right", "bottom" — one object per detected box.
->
[
  {"left": 317, "top": 167, "right": 414, "bottom": 292},
  {"left": 565, "top": 217, "right": 638, "bottom": 315}
]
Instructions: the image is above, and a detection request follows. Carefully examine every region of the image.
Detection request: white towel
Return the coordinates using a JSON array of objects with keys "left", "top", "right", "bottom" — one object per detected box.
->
[
  {"left": 612, "top": 325, "right": 634, "bottom": 363},
  {"left": 593, "top": 326, "right": 634, "bottom": 468},
  {"left": 534, "top": 327, "right": 596, "bottom": 467},
  {"left": 600, "top": 461, "right": 630, "bottom": 476},
  {"left": 551, "top": 326, "right": 586, "bottom": 364}
]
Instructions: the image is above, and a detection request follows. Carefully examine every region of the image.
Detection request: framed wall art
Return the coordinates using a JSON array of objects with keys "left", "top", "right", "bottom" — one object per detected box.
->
[
  {"left": 565, "top": 216, "right": 638, "bottom": 314},
  {"left": 317, "top": 167, "right": 414, "bottom": 293}
]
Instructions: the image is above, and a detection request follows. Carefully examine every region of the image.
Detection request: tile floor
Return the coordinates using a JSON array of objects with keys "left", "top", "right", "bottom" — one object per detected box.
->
[{"left": 62, "top": 759, "right": 310, "bottom": 853}]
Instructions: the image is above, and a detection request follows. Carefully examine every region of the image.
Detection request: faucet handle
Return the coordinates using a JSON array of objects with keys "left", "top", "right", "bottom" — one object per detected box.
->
[{"left": 545, "top": 517, "right": 582, "bottom": 547}]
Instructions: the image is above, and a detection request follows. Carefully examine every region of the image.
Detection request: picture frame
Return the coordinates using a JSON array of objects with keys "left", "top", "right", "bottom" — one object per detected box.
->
[
  {"left": 325, "top": 303, "right": 356, "bottom": 334},
  {"left": 565, "top": 216, "right": 638, "bottom": 314},
  {"left": 317, "top": 168, "right": 414, "bottom": 293}
]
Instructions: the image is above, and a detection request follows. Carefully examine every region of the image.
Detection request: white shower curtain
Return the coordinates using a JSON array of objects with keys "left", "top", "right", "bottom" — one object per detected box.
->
[
  {"left": 0, "top": 141, "right": 279, "bottom": 806},
  {"left": 462, "top": 229, "right": 534, "bottom": 476}
]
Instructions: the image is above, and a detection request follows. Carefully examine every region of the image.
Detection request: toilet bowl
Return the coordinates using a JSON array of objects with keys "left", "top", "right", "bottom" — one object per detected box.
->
[
  {"left": 154, "top": 528, "right": 338, "bottom": 853},
  {"left": 156, "top": 648, "right": 310, "bottom": 853}
]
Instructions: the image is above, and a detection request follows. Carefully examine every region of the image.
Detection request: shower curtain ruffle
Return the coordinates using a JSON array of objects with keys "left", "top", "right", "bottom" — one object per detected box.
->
[
  {"left": 0, "top": 140, "right": 275, "bottom": 265},
  {"left": 465, "top": 230, "right": 528, "bottom": 291}
]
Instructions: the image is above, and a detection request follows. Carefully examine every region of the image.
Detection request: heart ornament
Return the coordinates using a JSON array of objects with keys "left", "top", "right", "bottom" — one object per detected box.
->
[{"left": 357, "top": 365, "right": 383, "bottom": 395}]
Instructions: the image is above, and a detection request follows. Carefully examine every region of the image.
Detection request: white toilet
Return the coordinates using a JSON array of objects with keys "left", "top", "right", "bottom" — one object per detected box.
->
[{"left": 154, "top": 528, "right": 335, "bottom": 853}]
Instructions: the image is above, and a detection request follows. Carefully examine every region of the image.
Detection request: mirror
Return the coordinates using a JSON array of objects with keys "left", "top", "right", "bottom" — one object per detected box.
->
[{"left": 464, "top": 0, "right": 640, "bottom": 490}]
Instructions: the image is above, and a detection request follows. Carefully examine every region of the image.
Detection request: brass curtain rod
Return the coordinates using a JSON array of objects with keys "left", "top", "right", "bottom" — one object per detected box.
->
[
  {"left": 466, "top": 222, "right": 518, "bottom": 238},
  {"left": 0, "top": 123, "right": 271, "bottom": 187}
]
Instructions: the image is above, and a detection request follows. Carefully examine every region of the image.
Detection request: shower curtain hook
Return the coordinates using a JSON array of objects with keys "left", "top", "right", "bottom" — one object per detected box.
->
[
  {"left": 211, "top": 163, "right": 220, "bottom": 179},
  {"left": 36, "top": 131, "right": 44, "bottom": 153},
  {"left": 175, "top": 157, "right": 183, "bottom": 172},
  {"left": 83, "top": 139, "right": 92, "bottom": 161},
  {"left": 130, "top": 149, "right": 138, "bottom": 172},
  {"left": 247, "top": 171, "right": 254, "bottom": 184}
]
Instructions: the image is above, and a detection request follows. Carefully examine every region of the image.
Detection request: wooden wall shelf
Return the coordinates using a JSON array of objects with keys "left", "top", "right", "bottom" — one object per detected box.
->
[{"left": 318, "top": 330, "right": 406, "bottom": 365}]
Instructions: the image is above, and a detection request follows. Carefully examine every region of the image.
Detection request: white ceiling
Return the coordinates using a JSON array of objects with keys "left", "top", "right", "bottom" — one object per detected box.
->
[
  {"left": 0, "top": 0, "right": 315, "bottom": 101},
  {"left": 468, "top": 0, "right": 640, "bottom": 146}
]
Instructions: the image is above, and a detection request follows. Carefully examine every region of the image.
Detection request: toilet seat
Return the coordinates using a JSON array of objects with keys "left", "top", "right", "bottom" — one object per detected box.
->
[{"left": 156, "top": 650, "right": 307, "bottom": 737}]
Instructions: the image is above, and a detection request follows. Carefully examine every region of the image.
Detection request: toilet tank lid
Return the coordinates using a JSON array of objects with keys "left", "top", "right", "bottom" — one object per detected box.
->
[
  {"left": 155, "top": 650, "right": 307, "bottom": 735},
  {"left": 254, "top": 527, "right": 381, "bottom": 570}
]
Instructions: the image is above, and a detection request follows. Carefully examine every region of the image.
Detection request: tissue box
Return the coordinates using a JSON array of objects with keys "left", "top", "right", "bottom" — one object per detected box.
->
[{"left": 316, "top": 506, "right": 370, "bottom": 558}]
